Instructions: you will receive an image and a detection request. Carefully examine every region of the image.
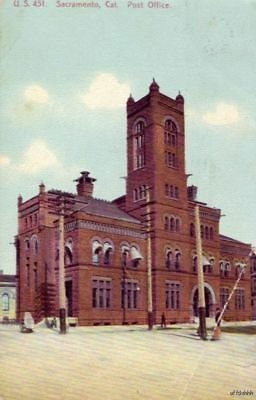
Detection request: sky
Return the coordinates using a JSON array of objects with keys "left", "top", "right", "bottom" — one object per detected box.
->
[{"left": 0, "top": 0, "right": 256, "bottom": 274}]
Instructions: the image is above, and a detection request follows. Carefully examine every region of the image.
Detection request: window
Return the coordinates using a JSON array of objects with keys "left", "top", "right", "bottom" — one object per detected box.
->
[
  {"left": 165, "top": 152, "right": 176, "bottom": 167},
  {"left": 121, "top": 280, "right": 139, "bottom": 309},
  {"left": 92, "top": 278, "right": 112, "bottom": 309},
  {"left": 190, "top": 223, "right": 195, "bottom": 237},
  {"left": 2, "top": 293, "right": 9, "bottom": 311},
  {"left": 220, "top": 287, "right": 230, "bottom": 310},
  {"left": 133, "top": 185, "right": 147, "bottom": 202},
  {"left": 134, "top": 121, "right": 145, "bottom": 169},
  {"left": 103, "top": 242, "right": 112, "bottom": 265},
  {"left": 165, "top": 282, "right": 180, "bottom": 310},
  {"left": 34, "top": 264, "right": 38, "bottom": 290},
  {"left": 64, "top": 246, "right": 73, "bottom": 266},
  {"left": 235, "top": 288, "right": 245, "bottom": 310},
  {"left": 165, "top": 184, "right": 179, "bottom": 199},
  {"left": 92, "top": 241, "right": 102, "bottom": 265},
  {"left": 31, "top": 235, "right": 39, "bottom": 255},
  {"left": 25, "top": 238, "right": 30, "bottom": 251},
  {"left": 164, "top": 119, "right": 177, "bottom": 147},
  {"left": 166, "top": 250, "right": 173, "bottom": 269},
  {"left": 220, "top": 261, "right": 231, "bottom": 278},
  {"left": 164, "top": 216, "right": 181, "bottom": 233},
  {"left": 175, "top": 252, "right": 181, "bottom": 270}
]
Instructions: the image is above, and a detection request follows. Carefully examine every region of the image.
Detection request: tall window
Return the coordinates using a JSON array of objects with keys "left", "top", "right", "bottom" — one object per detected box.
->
[
  {"left": 122, "top": 280, "right": 139, "bottom": 310},
  {"left": 134, "top": 121, "right": 145, "bottom": 169},
  {"left": 175, "top": 252, "right": 181, "bottom": 270},
  {"left": 92, "top": 241, "right": 102, "bottom": 265},
  {"left": 92, "top": 278, "right": 112, "bottom": 309},
  {"left": 103, "top": 243, "right": 112, "bottom": 265},
  {"left": 165, "top": 282, "right": 180, "bottom": 310},
  {"left": 2, "top": 293, "right": 9, "bottom": 311},
  {"left": 220, "top": 287, "right": 230, "bottom": 310},
  {"left": 165, "top": 250, "right": 173, "bottom": 269},
  {"left": 235, "top": 288, "right": 245, "bottom": 310},
  {"left": 164, "top": 119, "right": 177, "bottom": 146}
]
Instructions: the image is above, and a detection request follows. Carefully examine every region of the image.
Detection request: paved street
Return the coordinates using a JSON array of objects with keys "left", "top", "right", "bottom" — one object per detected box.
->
[{"left": 1, "top": 323, "right": 256, "bottom": 400}]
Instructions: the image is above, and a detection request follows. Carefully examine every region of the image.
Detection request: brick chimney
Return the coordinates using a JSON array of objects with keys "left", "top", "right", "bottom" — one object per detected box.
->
[
  {"left": 75, "top": 171, "right": 96, "bottom": 198},
  {"left": 187, "top": 185, "right": 198, "bottom": 201}
]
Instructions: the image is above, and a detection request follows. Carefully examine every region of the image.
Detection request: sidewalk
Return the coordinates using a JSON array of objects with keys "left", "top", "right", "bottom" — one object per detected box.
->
[{"left": 1, "top": 323, "right": 255, "bottom": 400}]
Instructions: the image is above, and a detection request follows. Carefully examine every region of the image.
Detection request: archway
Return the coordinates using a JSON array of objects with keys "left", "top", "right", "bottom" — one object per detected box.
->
[{"left": 191, "top": 283, "right": 216, "bottom": 318}]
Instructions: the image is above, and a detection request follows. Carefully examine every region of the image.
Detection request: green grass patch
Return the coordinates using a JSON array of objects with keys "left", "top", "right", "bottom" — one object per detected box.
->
[{"left": 219, "top": 325, "right": 256, "bottom": 335}]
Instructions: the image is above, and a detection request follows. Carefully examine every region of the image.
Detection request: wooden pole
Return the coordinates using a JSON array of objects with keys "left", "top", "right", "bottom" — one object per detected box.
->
[
  {"left": 59, "top": 199, "right": 66, "bottom": 334},
  {"left": 146, "top": 187, "right": 153, "bottom": 330},
  {"left": 195, "top": 205, "right": 207, "bottom": 340}
]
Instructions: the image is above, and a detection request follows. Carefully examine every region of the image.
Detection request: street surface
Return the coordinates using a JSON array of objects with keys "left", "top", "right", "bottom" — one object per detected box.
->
[{"left": 1, "top": 323, "right": 256, "bottom": 400}]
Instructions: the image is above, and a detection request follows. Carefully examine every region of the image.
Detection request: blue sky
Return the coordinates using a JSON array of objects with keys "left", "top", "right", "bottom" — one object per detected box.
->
[{"left": 0, "top": 0, "right": 256, "bottom": 274}]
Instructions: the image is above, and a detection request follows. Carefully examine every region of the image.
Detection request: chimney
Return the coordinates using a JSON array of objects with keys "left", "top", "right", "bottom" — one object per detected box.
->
[
  {"left": 74, "top": 171, "right": 96, "bottom": 198},
  {"left": 187, "top": 185, "right": 198, "bottom": 201}
]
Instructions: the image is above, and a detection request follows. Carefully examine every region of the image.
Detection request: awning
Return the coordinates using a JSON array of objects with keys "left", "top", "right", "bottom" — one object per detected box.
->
[{"left": 131, "top": 247, "right": 143, "bottom": 260}]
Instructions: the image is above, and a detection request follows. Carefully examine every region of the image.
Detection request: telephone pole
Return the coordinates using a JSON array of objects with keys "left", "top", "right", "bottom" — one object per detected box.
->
[
  {"left": 194, "top": 205, "right": 207, "bottom": 340},
  {"left": 146, "top": 187, "right": 153, "bottom": 330},
  {"left": 58, "top": 198, "right": 66, "bottom": 334}
]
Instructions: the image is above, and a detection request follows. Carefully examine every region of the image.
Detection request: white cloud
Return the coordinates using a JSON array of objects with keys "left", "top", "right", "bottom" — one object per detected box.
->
[
  {"left": 0, "top": 155, "right": 11, "bottom": 167},
  {"left": 80, "top": 73, "right": 130, "bottom": 109},
  {"left": 202, "top": 102, "right": 240, "bottom": 126},
  {"left": 23, "top": 85, "right": 49, "bottom": 107},
  {"left": 18, "top": 139, "right": 60, "bottom": 174}
]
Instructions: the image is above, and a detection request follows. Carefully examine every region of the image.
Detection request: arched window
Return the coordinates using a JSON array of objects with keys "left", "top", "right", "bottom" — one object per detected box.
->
[
  {"left": 175, "top": 218, "right": 180, "bottom": 232},
  {"left": 166, "top": 250, "right": 173, "bottom": 269},
  {"left": 209, "top": 227, "right": 214, "bottom": 240},
  {"left": 134, "top": 121, "right": 145, "bottom": 169},
  {"left": 121, "top": 245, "right": 130, "bottom": 267},
  {"left": 31, "top": 235, "right": 39, "bottom": 255},
  {"left": 92, "top": 241, "right": 102, "bottom": 265},
  {"left": 164, "top": 216, "right": 169, "bottom": 231},
  {"left": 170, "top": 217, "right": 175, "bottom": 231},
  {"left": 175, "top": 251, "right": 181, "bottom": 270},
  {"left": 2, "top": 293, "right": 9, "bottom": 311},
  {"left": 25, "top": 238, "right": 30, "bottom": 251},
  {"left": 205, "top": 226, "right": 209, "bottom": 240},
  {"left": 103, "top": 242, "right": 112, "bottom": 265},
  {"left": 64, "top": 246, "right": 73, "bottom": 266},
  {"left": 164, "top": 119, "right": 177, "bottom": 146}
]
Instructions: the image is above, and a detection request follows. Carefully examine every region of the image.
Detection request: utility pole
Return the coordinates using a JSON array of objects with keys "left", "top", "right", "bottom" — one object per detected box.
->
[
  {"left": 58, "top": 198, "right": 66, "bottom": 334},
  {"left": 146, "top": 187, "right": 153, "bottom": 330},
  {"left": 194, "top": 205, "right": 207, "bottom": 340}
]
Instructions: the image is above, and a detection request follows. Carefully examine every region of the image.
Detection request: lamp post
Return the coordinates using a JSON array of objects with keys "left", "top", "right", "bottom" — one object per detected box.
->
[
  {"left": 194, "top": 205, "right": 207, "bottom": 340},
  {"left": 146, "top": 187, "right": 153, "bottom": 330}
]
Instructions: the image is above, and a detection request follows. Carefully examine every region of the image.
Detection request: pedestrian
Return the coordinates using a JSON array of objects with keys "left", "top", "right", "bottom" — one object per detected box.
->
[
  {"left": 215, "top": 308, "right": 221, "bottom": 327},
  {"left": 161, "top": 313, "right": 167, "bottom": 328}
]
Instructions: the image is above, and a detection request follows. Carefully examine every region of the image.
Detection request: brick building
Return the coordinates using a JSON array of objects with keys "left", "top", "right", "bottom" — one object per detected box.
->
[{"left": 16, "top": 81, "right": 252, "bottom": 325}]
